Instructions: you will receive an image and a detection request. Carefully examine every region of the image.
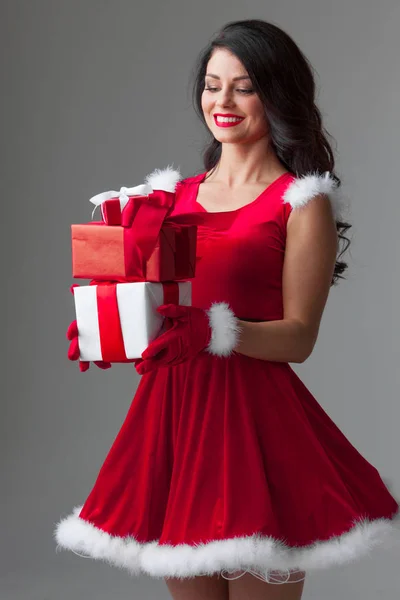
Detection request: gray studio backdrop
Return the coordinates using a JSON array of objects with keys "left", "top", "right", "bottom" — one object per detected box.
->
[{"left": 2, "top": 1, "right": 400, "bottom": 599}]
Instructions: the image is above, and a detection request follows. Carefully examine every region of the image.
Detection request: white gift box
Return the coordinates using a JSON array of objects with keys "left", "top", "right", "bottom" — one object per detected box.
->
[{"left": 73, "top": 281, "right": 192, "bottom": 362}]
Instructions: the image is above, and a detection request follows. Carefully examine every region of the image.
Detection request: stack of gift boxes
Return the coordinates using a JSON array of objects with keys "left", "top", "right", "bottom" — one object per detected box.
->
[{"left": 70, "top": 168, "right": 197, "bottom": 365}]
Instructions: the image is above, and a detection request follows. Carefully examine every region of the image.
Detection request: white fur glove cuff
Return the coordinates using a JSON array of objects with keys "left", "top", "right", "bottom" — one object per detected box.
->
[{"left": 205, "top": 302, "right": 241, "bottom": 357}]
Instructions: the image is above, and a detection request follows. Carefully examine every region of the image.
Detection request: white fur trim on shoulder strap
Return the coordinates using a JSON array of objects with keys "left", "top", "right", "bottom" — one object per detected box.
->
[
  {"left": 144, "top": 165, "right": 182, "bottom": 192},
  {"left": 206, "top": 302, "right": 241, "bottom": 357},
  {"left": 283, "top": 171, "right": 344, "bottom": 221}
]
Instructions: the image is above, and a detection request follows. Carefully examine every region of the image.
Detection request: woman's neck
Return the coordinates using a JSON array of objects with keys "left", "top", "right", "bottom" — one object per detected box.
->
[{"left": 207, "top": 137, "right": 288, "bottom": 187}]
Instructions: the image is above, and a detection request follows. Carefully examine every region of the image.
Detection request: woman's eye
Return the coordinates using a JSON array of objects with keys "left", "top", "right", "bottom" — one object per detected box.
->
[{"left": 204, "top": 86, "right": 254, "bottom": 95}]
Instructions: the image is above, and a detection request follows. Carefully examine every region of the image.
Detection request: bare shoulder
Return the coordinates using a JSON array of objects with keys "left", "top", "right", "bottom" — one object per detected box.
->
[{"left": 287, "top": 192, "right": 337, "bottom": 232}]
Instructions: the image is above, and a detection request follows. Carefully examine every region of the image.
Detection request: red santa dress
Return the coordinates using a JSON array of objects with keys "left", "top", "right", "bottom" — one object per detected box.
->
[{"left": 55, "top": 170, "right": 399, "bottom": 584}]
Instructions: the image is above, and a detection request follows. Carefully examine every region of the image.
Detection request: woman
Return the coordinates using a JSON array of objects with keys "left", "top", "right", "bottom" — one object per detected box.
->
[{"left": 56, "top": 19, "right": 399, "bottom": 600}]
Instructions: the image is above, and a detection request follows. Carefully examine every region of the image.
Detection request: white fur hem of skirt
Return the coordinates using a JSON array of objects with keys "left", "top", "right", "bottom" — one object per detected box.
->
[{"left": 54, "top": 507, "right": 400, "bottom": 579}]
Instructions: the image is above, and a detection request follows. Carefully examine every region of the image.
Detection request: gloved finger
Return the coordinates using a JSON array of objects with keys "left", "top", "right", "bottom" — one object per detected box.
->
[
  {"left": 130, "top": 358, "right": 144, "bottom": 366},
  {"left": 66, "top": 320, "right": 78, "bottom": 340},
  {"left": 94, "top": 360, "right": 112, "bottom": 370},
  {"left": 148, "top": 338, "right": 184, "bottom": 367},
  {"left": 137, "top": 342, "right": 182, "bottom": 373},
  {"left": 156, "top": 304, "right": 188, "bottom": 319},
  {"left": 68, "top": 337, "right": 80, "bottom": 361},
  {"left": 163, "top": 316, "right": 175, "bottom": 331},
  {"left": 123, "top": 358, "right": 143, "bottom": 367},
  {"left": 132, "top": 360, "right": 144, "bottom": 371},
  {"left": 79, "top": 361, "right": 90, "bottom": 372},
  {"left": 163, "top": 338, "right": 185, "bottom": 365},
  {"left": 70, "top": 284, "right": 80, "bottom": 295},
  {"left": 135, "top": 358, "right": 162, "bottom": 375},
  {"left": 141, "top": 329, "right": 179, "bottom": 360}
]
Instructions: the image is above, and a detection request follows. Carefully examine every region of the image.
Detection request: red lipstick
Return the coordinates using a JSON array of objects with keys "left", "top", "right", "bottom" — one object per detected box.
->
[{"left": 213, "top": 113, "right": 245, "bottom": 128}]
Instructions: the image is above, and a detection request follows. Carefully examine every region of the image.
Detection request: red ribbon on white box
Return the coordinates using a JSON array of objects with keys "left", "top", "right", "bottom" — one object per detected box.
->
[
  {"left": 74, "top": 281, "right": 191, "bottom": 362},
  {"left": 97, "top": 281, "right": 180, "bottom": 362}
]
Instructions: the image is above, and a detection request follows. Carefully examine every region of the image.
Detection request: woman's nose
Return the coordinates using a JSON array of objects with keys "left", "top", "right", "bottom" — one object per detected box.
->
[{"left": 216, "top": 87, "right": 234, "bottom": 107}]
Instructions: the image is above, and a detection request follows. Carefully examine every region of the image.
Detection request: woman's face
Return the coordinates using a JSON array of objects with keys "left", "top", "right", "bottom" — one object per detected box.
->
[{"left": 201, "top": 48, "right": 269, "bottom": 145}]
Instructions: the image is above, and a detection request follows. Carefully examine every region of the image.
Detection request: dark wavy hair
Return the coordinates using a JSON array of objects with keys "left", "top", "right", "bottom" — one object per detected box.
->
[{"left": 191, "top": 19, "right": 351, "bottom": 285}]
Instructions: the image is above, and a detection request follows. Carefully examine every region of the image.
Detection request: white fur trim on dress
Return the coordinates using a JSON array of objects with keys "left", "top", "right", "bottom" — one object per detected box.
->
[
  {"left": 144, "top": 165, "right": 181, "bottom": 193},
  {"left": 55, "top": 507, "right": 400, "bottom": 580},
  {"left": 283, "top": 171, "right": 344, "bottom": 221},
  {"left": 206, "top": 302, "right": 240, "bottom": 356}
]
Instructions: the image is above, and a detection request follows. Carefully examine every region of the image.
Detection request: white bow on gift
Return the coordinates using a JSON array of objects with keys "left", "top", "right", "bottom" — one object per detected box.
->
[
  {"left": 88, "top": 166, "right": 182, "bottom": 219},
  {"left": 89, "top": 184, "right": 153, "bottom": 218}
]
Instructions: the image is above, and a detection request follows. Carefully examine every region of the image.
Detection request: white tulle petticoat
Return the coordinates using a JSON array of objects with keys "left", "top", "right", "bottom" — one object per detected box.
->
[{"left": 220, "top": 567, "right": 306, "bottom": 584}]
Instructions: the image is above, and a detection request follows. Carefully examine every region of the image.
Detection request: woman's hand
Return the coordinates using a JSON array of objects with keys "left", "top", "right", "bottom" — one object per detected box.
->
[
  {"left": 135, "top": 302, "right": 240, "bottom": 375},
  {"left": 67, "top": 319, "right": 112, "bottom": 372},
  {"left": 66, "top": 283, "right": 112, "bottom": 372}
]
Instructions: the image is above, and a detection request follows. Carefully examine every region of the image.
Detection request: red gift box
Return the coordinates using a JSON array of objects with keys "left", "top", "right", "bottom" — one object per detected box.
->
[
  {"left": 71, "top": 190, "right": 197, "bottom": 281},
  {"left": 72, "top": 220, "right": 178, "bottom": 281}
]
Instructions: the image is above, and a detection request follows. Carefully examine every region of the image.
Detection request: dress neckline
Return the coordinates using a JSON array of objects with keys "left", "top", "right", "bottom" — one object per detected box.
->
[{"left": 193, "top": 171, "right": 292, "bottom": 215}]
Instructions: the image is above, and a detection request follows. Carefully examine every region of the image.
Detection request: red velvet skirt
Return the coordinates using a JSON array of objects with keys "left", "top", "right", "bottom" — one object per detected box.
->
[{"left": 55, "top": 353, "right": 399, "bottom": 582}]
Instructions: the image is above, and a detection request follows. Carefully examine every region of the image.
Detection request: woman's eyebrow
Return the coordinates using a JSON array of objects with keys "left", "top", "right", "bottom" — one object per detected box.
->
[{"left": 205, "top": 74, "right": 251, "bottom": 81}]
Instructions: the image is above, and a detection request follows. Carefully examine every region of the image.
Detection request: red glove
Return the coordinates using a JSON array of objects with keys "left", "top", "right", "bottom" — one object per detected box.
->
[
  {"left": 67, "top": 283, "right": 112, "bottom": 372},
  {"left": 67, "top": 319, "right": 112, "bottom": 372},
  {"left": 135, "top": 302, "right": 240, "bottom": 375}
]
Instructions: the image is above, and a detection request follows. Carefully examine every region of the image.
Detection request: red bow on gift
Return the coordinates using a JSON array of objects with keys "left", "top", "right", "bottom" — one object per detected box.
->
[{"left": 101, "top": 189, "right": 176, "bottom": 264}]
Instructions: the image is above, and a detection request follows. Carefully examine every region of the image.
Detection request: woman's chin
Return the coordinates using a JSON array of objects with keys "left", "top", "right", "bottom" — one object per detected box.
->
[
  {"left": 212, "top": 129, "right": 269, "bottom": 146},
  {"left": 212, "top": 130, "right": 247, "bottom": 144}
]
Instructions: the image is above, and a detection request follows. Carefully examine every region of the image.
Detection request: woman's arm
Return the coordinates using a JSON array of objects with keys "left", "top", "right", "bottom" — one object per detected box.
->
[{"left": 234, "top": 193, "right": 339, "bottom": 363}]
